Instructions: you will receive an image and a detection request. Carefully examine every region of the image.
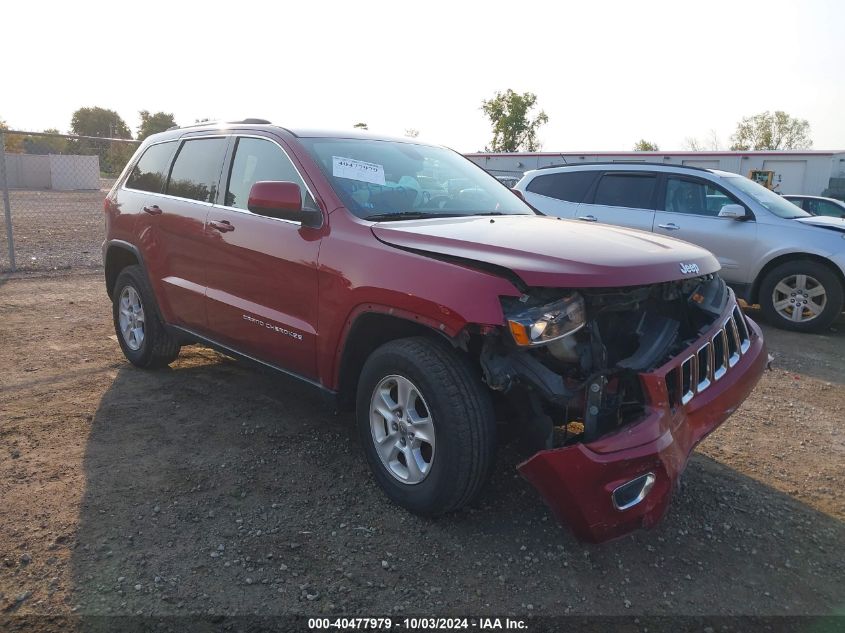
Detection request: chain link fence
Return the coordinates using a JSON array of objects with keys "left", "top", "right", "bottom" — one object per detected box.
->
[{"left": 0, "top": 131, "right": 140, "bottom": 272}]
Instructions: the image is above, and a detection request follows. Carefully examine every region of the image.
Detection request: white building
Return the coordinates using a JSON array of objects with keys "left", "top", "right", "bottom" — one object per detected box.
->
[
  {"left": 3, "top": 153, "right": 101, "bottom": 190},
  {"left": 466, "top": 150, "right": 845, "bottom": 196}
]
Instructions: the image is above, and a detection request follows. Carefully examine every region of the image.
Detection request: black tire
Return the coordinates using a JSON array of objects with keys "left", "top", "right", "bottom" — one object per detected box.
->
[
  {"left": 356, "top": 336, "right": 496, "bottom": 516},
  {"left": 758, "top": 260, "right": 843, "bottom": 333},
  {"left": 112, "top": 265, "right": 180, "bottom": 368}
]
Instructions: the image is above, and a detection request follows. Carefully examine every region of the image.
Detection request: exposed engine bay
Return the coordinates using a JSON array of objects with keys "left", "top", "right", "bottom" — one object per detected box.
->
[{"left": 479, "top": 274, "right": 730, "bottom": 450}]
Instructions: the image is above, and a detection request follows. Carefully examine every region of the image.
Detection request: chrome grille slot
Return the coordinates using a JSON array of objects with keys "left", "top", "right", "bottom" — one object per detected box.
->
[
  {"left": 680, "top": 355, "right": 695, "bottom": 405},
  {"left": 733, "top": 306, "right": 751, "bottom": 353},
  {"left": 666, "top": 370, "right": 680, "bottom": 408},
  {"left": 712, "top": 328, "right": 728, "bottom": 380},
  {"left": 726, "top": 315, "right": 741, "bottom": 367},
  {"left": 675, "top": 301, "right": 752, "bottom": 407},
  {"left": 696, "top": 342, "right": 712, "bottom": 391}
]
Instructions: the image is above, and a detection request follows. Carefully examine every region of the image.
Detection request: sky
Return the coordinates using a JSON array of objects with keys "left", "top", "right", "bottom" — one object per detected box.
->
[{"left": 2, "top": 0, "right": 844, "bottom": 152}]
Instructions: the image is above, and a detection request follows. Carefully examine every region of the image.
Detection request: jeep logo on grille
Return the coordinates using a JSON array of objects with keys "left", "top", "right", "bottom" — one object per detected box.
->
[{"left": 680, "top": 262, "right": 700, "bottom": 275}]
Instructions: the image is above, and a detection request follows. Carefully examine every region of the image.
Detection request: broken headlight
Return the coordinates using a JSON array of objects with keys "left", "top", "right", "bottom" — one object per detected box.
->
[{"left": 506, "top": 293, "right": 586, "bottom": 346}]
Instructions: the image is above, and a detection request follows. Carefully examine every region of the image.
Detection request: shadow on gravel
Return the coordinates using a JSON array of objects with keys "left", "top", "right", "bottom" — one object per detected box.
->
[{"left": 71, "top": 350, "right": 845, "bottom": 617}]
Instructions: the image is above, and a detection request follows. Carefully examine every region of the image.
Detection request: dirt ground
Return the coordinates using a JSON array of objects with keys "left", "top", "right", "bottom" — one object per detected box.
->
[
  {"left": 1, "top": 272, "right": 844, "bottom": 622},
  {"left": 0, "top": 181, "right": 116, "bottom": 273}
]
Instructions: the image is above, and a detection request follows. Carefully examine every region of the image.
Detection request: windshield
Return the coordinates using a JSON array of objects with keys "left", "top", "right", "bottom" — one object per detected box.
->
[
  {"left": 299, "top": 138, "right": 535, "bottom": 220},
  {"left": 724, "top": 175, "right": 811, "bottom": 219}
]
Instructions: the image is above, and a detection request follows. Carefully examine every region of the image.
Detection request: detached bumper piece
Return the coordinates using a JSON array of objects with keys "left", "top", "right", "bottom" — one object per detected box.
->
[{"left": 518, "top": 307, "right": 767, "bottom": 543}]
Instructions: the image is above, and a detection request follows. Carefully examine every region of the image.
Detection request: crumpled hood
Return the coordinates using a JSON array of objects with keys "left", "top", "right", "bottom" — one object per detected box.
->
[
  {"left": 371, "top": 215, "right": 720, "bottom": 288},
  {"left": 794, "top": 215, "right": 845, "bottom": 233}
]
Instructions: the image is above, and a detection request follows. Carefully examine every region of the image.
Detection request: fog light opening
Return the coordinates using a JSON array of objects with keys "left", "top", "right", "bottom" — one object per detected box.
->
[{"left": 612, "top": 473, "right": 656, "bottom": 511}]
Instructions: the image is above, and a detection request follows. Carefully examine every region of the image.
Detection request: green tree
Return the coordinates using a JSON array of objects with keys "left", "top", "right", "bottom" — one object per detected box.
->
[
  {"left": 0, "top": 117, "right": 24, "bottom": 152},
  {"left": 137, "top": 110, "right": 177, "bottom": 141},
  {"left": 353, "top": 122, "right": 368, "bottom": 130},
  {"left": 633, "top": 139, "right": 659, "bottom": 151},
  {"left": 23, "top": 128, "right": 68, "bottom": 155},
  {"left": 729, "top": 110, "right": 812, "bottom": 151},
  {"left": 70, "top": 106, "right": 132, "bottom": 139},
  {"left": 104, "top": 142, "right": 137, "bottom": 176},
  {"left": 481, "top": 89, "right": 548, "bottom": 152}
]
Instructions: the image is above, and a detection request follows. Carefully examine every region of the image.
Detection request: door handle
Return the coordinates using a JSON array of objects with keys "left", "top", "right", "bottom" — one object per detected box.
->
[
  {"left": 209, "top": 219, "right": 235, "bottom": 233},
  {"left": 143, "top": 205, "right": 162, "bottom": 215},
  {"left": 658, "top": 222, "right": 680, "bottom": 230},
  {"left": 579, "top": 215, "right": 598, "bottom": 222}
]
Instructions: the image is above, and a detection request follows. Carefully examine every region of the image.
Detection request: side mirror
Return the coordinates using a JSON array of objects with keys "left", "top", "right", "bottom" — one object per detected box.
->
[
  {"left": 718, "top": 204, "right": 747, "bottom": 220},
  {"left": 247, "top": 181, "right": 321, "bottom": 226},
  {"left": 511, "top": 187, "right": 543, "bottom": 215}
]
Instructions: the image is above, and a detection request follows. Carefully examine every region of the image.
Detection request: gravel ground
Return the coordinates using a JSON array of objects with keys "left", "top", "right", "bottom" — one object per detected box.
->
[
  {"left": 0, "top": 272, "right": 843, "bottom": 623},
  {"left": 0, "top": 180, "right": 114, "bottom": 272}
]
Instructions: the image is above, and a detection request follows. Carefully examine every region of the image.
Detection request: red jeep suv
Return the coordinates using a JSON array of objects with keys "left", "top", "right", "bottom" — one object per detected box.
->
[{"left": 103, "top": 121, "right": 767, "bottom": 542}]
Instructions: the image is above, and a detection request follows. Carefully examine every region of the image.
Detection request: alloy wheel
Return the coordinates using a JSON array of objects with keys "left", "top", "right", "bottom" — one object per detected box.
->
[
  {"left": 118, "top": 286, "right": 146, "bottom": 351},
  {"left": 771, "top": 274, "right": 827, "bottom": 323},
  {"left": 369, "top": 374, "right": 436, "bottom": 484}
]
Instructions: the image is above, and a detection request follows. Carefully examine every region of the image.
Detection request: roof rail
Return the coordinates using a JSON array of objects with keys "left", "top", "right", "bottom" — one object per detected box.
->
[
  {"left": 536, "top": 161, "right": 713, "bottom": 173},
  {"left": 166, "top": 118, "right": 272, "bottom": 131}
]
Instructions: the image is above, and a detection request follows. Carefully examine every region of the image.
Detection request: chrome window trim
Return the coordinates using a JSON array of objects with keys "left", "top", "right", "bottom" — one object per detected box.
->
[
  {"left": 221, "top": 132, "right": 323, "bottom": 217},
  {"left": 211, "top": 203, "right": 301, "bottom": 226},
  {"left": 119, "top": 133, "right": 323, "bottom": 228},
  {"left": 121, "top": 138, "right": 180, "bottom": 194},
  {"left": 164, "top": 135, "right": 228, "bottom": 204},
  {"left": 121, "top": 135, "right": 228, "bottom": 202}
]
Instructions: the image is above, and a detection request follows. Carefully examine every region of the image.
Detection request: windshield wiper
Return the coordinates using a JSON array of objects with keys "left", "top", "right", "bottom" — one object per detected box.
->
[{"left": 365, "top": 211, "right": 462, "bottom": 221}]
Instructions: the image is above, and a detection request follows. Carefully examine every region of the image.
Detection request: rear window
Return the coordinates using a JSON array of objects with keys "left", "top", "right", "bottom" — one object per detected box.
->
[
  {"left": 166, "top": 137, "right": 228, "bottom": 203},
  {"left": 593, "top": 173, "right": 656, "bottom": 209},
  {"left": 526, "top": 171, "right": 598, "bottom": 203},
  {"left": 125, "top": 142, "right": 176, "bottom": 193}
]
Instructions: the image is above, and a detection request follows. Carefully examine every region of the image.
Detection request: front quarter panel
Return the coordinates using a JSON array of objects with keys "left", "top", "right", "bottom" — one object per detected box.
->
[
  {"left": 751, "top": 221, "right": 845, "bottom": 281},
  {"left": 316, "top": 210, "right": 521, "bottom": 389}
]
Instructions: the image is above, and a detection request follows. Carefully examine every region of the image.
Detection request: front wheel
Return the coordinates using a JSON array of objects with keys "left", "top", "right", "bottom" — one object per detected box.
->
[
  {"left": 356, "top": 337, "right": 496, "bottom": 516},
  {"left": 112, "top": 265, "right": 181, "bottom": 368},
  {"left": 759, "top": 260, "right": 843, "bottom": 333}
]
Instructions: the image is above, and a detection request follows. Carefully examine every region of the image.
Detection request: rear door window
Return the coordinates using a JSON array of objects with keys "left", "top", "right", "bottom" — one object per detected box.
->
[
  {"left": 166, "top": 137, "right": 228, "bottom": 203},
  {"left": 806, "top": 199, "right": 845, "bottom": 217},
  {"left": 787, "top": 198, "right": 805, "bottom": 211},
  {"left": 526, "top": 171, "right": 598, "bottom": 203},
  {"left": 593, "top": 173, "right": 657, "bottom": 209},
  {"left": 125, "top": 142, "right": 177, "bottom": 193}
]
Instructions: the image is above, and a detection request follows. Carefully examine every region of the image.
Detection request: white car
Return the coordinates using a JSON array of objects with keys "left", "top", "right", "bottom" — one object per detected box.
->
[
  {"left": 515, "top": 163, "right": 845, "bottom": 333},
  {"left": 784, "top": 195, "right": 845, "bottom": 219}
]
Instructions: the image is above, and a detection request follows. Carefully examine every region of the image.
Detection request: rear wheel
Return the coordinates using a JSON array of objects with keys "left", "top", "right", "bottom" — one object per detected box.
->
[
  {"left": 112, "top": 265, "right": 180, "bottom": 368},
  {"left": 356, "top": 337, "right": 496, "bottom": 516},
  {"left": 759, "top": 260, "right": 843, "bottom": 333}
]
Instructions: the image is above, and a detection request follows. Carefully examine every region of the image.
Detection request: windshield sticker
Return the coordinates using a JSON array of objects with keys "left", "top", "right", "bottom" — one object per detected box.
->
[{"left": 332, "top": 156, "right": 386, "bottom": 186}]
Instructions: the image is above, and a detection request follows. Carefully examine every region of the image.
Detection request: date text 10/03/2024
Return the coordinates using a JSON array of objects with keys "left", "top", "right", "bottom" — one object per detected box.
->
[{"left": 307, "top": 617, "right": 528, "bottom": 630}]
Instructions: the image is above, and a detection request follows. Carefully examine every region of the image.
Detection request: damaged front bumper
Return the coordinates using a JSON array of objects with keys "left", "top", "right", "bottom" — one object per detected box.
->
[{"left": 518, "top": 306, "right": 767, "bottom": 543}]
